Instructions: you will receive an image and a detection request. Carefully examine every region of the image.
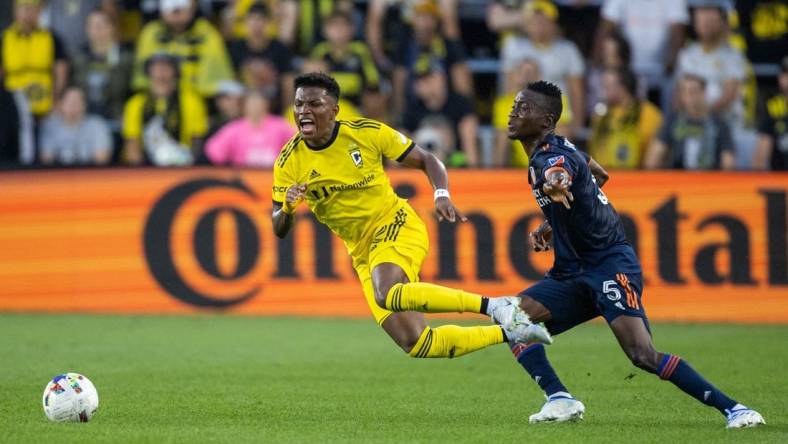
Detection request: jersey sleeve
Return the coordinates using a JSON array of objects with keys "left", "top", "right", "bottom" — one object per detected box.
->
[
  {"left": 272, "top": 136, "right": 299, "bottom": 204},
  {"left": 539, "top": 150, "right": 583, "bottom": 180},
  {"left": 377, "top": 123, "right": 415, "bottom": 162}
]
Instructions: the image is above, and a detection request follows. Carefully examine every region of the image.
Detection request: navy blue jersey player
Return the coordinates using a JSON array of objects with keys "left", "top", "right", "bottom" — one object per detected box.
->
[{"left": 493, "top": 81, "right": 764, "bottom": 429}]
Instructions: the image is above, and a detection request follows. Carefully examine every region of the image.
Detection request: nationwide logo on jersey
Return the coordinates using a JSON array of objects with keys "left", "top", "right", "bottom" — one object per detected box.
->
[
  {"left": 309, "top": 169, "right": 321, "bottom": 179},
  {"left": 548, "top": 155, "right": 566, "bottom": 167},
  {"left": 349, "top": 148, "right": 363, "bottom": 168}
]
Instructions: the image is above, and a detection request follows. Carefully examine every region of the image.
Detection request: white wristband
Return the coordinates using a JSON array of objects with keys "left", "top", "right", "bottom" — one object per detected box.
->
[{"left": 434, "top": 189, "right": 450, "bottom": 201}]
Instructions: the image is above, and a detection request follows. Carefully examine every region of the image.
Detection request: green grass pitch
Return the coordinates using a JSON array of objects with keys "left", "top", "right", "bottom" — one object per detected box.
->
[{"left": 1, "top": 314, "right": 786, "bottom": 443}]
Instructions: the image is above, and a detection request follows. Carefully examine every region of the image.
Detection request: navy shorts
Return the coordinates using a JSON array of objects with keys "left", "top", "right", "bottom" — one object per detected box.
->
[{"left": 520, "top": 260, "right": 648, "bottom": 336}]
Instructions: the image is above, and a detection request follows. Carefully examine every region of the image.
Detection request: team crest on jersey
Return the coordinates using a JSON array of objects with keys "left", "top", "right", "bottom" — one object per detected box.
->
[
  {"left": 547, "top": 155, "right": 566, "bottom": 167},
  {"left": 349, "top": 146, "right": 363, "bottom": 168}
]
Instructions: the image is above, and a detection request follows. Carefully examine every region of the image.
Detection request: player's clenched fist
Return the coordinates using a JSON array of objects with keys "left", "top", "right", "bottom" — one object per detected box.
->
[
  {"left": 529, "top": 220, "right": 552, "bottom": 252},
  {"left": 282, "top": 183, "right": 307, "bottom": 214}
]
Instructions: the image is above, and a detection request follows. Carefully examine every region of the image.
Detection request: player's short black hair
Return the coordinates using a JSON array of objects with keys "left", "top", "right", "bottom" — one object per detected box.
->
[
  {"left": 526, "top": 81, "right": 563, "bottom": 126},
  {"left": 294, "top": 71, "right": 340, "bottom": 101}
]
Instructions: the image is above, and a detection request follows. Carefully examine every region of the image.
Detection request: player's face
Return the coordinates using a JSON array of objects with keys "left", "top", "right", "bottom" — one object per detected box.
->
[
  {"left": 293, "top": 86, "right": 339, "bottom": 142},
  {"left": 507, "top": 90, "right": 545, "bottom": 140}
]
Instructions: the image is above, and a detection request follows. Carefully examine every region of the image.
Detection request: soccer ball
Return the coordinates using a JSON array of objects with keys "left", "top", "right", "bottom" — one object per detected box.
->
[{"left": 42, "top": 373, "right": 99, "bottom": 422}]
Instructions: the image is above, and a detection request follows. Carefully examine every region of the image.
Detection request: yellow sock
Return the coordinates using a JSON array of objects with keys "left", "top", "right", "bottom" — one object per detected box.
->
[
  {"left": 408, "top": 325, "right": 505, "bottom": 358},
  {"left": 385, "top": 282, "right": 483, "bottom": 313}
]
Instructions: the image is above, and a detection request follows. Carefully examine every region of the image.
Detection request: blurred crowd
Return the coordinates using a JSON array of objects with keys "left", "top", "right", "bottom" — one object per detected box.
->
[{"left": 0, "top": 0, "right": 786, "bottom": 171}]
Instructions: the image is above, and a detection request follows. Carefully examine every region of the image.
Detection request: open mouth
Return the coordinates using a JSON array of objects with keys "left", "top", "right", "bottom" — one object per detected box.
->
[{"left": 299, "top": 117, "right": 316, "bottom": 134}]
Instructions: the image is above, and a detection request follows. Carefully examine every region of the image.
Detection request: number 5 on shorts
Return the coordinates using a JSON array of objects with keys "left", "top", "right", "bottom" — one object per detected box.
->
[{"left": 602, "top": 280, "right": 621, "bottom": 301}]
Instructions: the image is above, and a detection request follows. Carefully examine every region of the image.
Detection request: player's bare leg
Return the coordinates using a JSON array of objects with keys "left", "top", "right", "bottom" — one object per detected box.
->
[
  {"left": 374, "top": 263, "right": 427, "bottom": 352},
  {"left": 381, "top": 311, "right": 428, "bottom": 353},
  {"left": 609, "top": 315, "right": 764, "bottom": 428},
  {"left": 510, "top": 295, "right": 585, "bottom": 423}
]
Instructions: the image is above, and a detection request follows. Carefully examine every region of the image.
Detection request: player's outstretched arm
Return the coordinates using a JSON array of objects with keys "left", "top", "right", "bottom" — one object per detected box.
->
[
  {"left": 399, "top": 145, "right": 467, "bottom": 223},
  {"left": 588, "top": 157, "right": 609, "bottom": 188},
  {"left": 272, "top": 183, "right": 306, "bottom": 238}
]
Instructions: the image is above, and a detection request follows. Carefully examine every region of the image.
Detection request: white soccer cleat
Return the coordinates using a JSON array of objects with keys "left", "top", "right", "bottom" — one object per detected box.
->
[
  {"left": 725, "top": 406, "right": 765, "bottom": 429},
  {"left": 508, "top": 322, "right": 553, "bottom": 345},
  {"left": 529, "top": 394, "right": 585, "bottom": 423},
  {"left": 489, "top": 297, "right": 552, "bottom": 345},
  {"left": 489, "top": 296, "right": 522, "bottom": 329}
]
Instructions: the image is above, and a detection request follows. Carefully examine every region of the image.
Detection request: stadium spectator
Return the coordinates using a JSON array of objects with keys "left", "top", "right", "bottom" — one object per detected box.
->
[
  {"left": 114, "top": 1, "right": 161, "bottom": 44},
  {"left": 39, "top": 87, "right": 113, "bottom": 166},
  {"left": 645, "top": 74, "right": 734, "bottom": 171},
  {"left": 205, "top": 90, "right": 295, "bottom": 167},
  {"left": 42, "top": 0, "right": 117, "bottom": 59},
  {"left": 753, "top": 56, "right": 788, "bottom": 171},
  {"left": 367, "top": 0, "right": 460, "bottom": 71},
  {"left": 489, "top": 1, "right": 603, "bottom": 57},
  {"left": 222, "top": 0, "right": 297, "bottom": 48},
  {"left": 487, "top": 0, "right": 527, "bottom": 37},
  {"left": 282, "top": 0, "right": 362, "bottom": 55},
  {"left": 228, "top": 3, "right": 293, "bottom": 112},
  {"left": 499, "top": 1, "right": 585, "bottom": 136},
  {"left": 1, "top": 0, "right": 69, "bottom": 119},
  {"left": 675, "top": 4, "right": 752, "bottom": 168},
  {"left": 391, "top": 1, "right": 471, "bottom": 119},
  {"left": 492, "top": 58, "right": 572, "bottom": 167},
  {"left": 311, "top": 10, "right": 383, "bottom": 119},
  {"left": 403, "top": 63, "right": 478, "bottom": 167},
  {"left": 734, "top": 0, "right": 788, "bottom": 66},
  {"left": 589, "top": 68, "right": 662, "bottom": 169},
  {"left": 676, "top": 5, "right": 746, "bottom": 127},
  {"left": 123, "top": 53, "right": 208, "bottom": 166},
  {"left": 208, "top": 80, "right": 245, "bottom": 138},
  {"left": 0, "top": 80, "right": 34, "bottom": 166},
  {"left": 132, "top": 0, "right": 234, "bottom": 97},
  {"left": 0, "top": 84, "right": 20, "bottom": 166},
  {"left": 71, "top": 9, "right": 134, "bottom": 125},
  {"left": 595, "top": 0, "right": 688, "bottom": 103},
  {"left": 587, "top": 30, "right": 646, "bottom": 117}
]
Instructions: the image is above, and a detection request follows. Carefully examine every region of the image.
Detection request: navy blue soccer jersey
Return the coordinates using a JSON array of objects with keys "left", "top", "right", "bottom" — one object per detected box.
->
[{"left": 528, "top": 134, "right": 640, "bottom": 277}]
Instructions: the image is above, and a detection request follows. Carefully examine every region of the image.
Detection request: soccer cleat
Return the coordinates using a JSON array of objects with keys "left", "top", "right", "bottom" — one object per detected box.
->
[
  {"left": 490, "top": 297, "right": 552, "bottom": 345},
  {"left": 489, "top": 296, "right": 524, "bottom": 329},
  {"left": 529, "top": 394, "right": 585, "bottom": 423},
  {"left": 507, "top": 322, "right": 553, "bottom": 345},
  {"left": 725, "top": 406, "right": 765, "bottom": 429}
]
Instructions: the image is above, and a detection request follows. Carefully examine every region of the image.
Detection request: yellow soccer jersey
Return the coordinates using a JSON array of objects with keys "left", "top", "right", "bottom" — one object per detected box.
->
[{"left": 272, "top": 119, "right": 415, "bottom": 256}]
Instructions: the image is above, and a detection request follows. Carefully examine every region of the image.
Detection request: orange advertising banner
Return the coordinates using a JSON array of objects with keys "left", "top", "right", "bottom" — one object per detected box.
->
[{"left": 0, "top": 168, "right": 786, "bottom": 323}]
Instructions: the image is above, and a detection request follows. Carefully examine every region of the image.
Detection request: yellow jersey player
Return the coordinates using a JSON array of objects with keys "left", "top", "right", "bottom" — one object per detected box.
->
[{"left": 272, "top": 72, "right": 551, "bottom": 359}]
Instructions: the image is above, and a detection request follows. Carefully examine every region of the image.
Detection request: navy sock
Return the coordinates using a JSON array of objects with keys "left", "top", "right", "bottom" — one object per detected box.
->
[
  {"left": 511, "top": 343, "right": 568, "bottom": 397},
  {"left": 658, "top": 354, "right": 738, "bottom": 415}
]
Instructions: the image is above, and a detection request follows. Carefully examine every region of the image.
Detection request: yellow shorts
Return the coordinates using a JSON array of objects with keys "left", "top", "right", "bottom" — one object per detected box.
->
[{"left": 353, "top": 203, "right": 429, "bottom": 325}]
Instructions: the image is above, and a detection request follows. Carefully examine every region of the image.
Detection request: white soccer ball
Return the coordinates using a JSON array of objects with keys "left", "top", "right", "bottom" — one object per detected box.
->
[{"left": 42, "top": 373, "right": 99, "bottom": 422}]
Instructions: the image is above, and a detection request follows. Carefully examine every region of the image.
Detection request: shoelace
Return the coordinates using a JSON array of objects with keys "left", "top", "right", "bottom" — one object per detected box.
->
[{"left": 726, "top": 408, "right": 751, "bottom": 420}]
